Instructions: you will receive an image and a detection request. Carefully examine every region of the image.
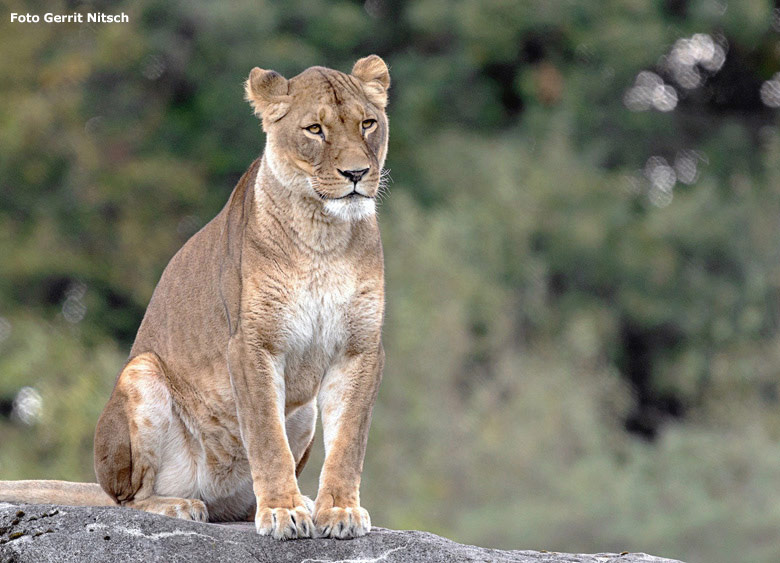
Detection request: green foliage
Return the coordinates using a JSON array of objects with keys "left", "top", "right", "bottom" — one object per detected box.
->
[
  {"left": 0, "top": 315, "right": 122, "bottom": 480},
  {"left": 2, "top": 1, "right": 780, "bottom": 562}
]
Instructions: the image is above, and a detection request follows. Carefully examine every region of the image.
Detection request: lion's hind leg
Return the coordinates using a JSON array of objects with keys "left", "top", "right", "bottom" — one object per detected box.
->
[
  {"left": 125, "top": 495, "right": 208, "bottom": 522},
  {"left": 94, "top": 352, "right": 208, "bottom": 522}
]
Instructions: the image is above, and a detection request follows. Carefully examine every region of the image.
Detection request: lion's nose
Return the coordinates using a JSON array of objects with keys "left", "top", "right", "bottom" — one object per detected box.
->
[{"left": 338, "top": 168, "right": 369, "bottom": 184}]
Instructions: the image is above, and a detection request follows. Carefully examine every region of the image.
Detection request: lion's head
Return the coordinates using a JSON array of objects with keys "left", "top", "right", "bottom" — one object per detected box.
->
[{"left": 245, "top": 55, "right": 390, "bottom": 222}]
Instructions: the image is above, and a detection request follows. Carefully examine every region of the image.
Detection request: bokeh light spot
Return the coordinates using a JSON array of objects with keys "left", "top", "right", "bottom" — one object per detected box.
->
[
  {"left": 13, "top": 387, "right": 43, "bottom": 426},
  {"left": 624, "top": 72, "right": 678, "bottom": 112},
  {"left": 760, "top": 74, "right": 780, "bottom": 108},
  {"left": 62, "top": 282, "right": 88, "bottom": 324},
  {"left": 141, "top": 54, "right": 166, "bottom": 81}
]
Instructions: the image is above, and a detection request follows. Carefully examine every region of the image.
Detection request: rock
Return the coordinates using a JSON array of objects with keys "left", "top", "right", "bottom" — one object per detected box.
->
[{"left": 0, "top": 502, "right": 684, "bottom": 563}]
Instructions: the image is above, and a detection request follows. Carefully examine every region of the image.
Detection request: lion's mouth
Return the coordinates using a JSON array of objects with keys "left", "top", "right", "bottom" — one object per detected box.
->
[
  {"left": 313, "top": 187, "right": 373, "bottom": 201},
  {"left": 333, "top": 189, "right": 373, "bottom": 200}
]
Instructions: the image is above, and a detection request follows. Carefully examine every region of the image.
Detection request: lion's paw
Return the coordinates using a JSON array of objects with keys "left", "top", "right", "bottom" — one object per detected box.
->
[
  {"left": 129, "top": 496, "right": 209, "bottom": 522},
  {"left": 255, "top": 503, "right": 313, "bottom": 540},
  {"left": 169, "top": 498, "right": 209, "bottom": 522},
  {"left": 314, "top": 506, "right": 371, "bottom": 539}
]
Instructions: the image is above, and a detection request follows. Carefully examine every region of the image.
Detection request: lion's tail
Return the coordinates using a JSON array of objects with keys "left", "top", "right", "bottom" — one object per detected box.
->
[{"left": 0, "top": 480, "right": 115, "bottom": 506}]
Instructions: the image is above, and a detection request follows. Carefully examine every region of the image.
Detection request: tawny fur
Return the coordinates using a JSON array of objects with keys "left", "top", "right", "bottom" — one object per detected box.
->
[{"left": 0, "top": 55, "right": 390, "bottom": 541}]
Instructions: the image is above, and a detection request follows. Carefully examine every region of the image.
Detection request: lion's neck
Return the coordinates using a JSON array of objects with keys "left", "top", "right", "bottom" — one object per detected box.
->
[{"left": 253, "top": 155, "right": 354, "bottom": 255}]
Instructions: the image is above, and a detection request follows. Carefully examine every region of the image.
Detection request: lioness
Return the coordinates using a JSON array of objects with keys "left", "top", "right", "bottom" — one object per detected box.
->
[{"left": 0, "top": 55, "right": 390, "bottom": 540}]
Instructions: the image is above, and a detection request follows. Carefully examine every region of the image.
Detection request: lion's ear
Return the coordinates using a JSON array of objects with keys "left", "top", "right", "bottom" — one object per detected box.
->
[
  {"left": 244, "top": 67, "right": 290, "bottom": 122},
  {"left": 351, "top": 55, "right": 390, "bottom": 107}
]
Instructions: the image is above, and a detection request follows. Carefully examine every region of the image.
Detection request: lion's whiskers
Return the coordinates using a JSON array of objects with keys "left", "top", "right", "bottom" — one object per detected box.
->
[{"left": 375, "top": 168, "right": 392, "bottom": 206}]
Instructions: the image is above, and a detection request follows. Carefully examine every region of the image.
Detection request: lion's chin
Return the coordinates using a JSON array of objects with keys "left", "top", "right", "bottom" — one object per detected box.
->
[{"left": 323, "top": 197, "right": 376, "bottom": 222}]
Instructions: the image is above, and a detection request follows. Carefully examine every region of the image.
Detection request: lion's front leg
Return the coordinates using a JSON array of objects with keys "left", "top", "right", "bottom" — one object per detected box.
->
[
  {"left": 315, "top": 345, "right": 384, "bottom": 539},
  {"left": 227, "top": 328, "right": 313, "bottom": 540}
]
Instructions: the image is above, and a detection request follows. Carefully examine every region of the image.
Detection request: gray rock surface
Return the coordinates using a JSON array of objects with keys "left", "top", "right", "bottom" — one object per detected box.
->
[{"left": 0, "top": 502, "right": 684, "bottom": 563}]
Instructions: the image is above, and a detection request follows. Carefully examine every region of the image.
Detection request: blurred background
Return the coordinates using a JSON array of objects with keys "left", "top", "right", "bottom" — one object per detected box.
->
[{"left": 2, "top": 0, "right": 780, "bottom": 561}]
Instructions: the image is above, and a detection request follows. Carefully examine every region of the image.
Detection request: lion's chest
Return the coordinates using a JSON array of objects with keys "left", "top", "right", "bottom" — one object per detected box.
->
[
  {"left": 285, "top": 277, "right": 353, "bottom": 356},
  {"left": 278, "top": 263, "right": 355, "bottom": 400}
]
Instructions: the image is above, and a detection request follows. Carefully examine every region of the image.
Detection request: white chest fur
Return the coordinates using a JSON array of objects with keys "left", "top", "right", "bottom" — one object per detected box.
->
[{"left": 282, "top": 259, "right": 356, "bottom": 366}]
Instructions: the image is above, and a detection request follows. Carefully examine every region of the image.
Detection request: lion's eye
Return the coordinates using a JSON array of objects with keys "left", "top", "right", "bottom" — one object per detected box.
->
[
  {"left": 304, "top": 124, "right": 322, "bottom": 134},
  {"left": 361, "top": 119, "right": 377, "bottom": 131}
]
